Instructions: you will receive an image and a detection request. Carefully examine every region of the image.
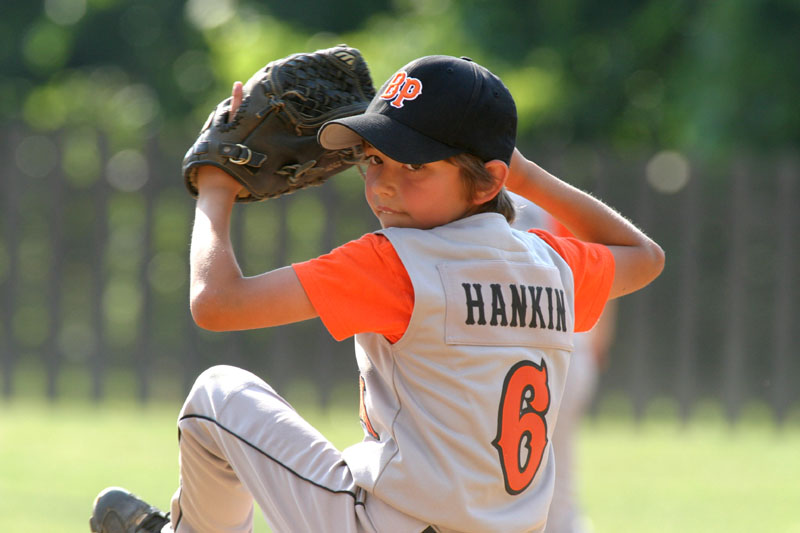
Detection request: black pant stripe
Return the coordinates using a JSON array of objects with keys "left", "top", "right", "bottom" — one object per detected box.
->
[{"left": 178, "top": 413, "right": 364, "bottom": 506}]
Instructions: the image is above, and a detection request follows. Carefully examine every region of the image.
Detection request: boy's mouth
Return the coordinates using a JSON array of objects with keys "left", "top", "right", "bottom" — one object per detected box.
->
[{"left": 376, "top": 205, "right": 401, "bottom": 215}]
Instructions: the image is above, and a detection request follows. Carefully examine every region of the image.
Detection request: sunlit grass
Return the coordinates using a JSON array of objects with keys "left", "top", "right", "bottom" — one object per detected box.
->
[{"left": 1, "top": 387, "right": 799, "bottom": 533}]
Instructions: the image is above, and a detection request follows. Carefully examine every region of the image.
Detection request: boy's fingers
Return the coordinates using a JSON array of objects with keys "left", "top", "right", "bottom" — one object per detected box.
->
[{"left": 229, "top": 81, "right": 243, "bottom": 122}]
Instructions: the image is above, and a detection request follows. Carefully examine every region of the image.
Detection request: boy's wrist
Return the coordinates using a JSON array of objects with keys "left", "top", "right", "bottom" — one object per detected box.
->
[
  {"left": 506, "top": 149, "right": 545, "bottom": 196},
  {"left": 195, "top": 166, "right": 243, "bottom": 199}
]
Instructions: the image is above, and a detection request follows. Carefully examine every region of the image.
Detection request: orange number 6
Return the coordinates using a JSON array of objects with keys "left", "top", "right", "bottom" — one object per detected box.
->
[{"left": 491, "top": 360, "right": 550, "bottom": 495}]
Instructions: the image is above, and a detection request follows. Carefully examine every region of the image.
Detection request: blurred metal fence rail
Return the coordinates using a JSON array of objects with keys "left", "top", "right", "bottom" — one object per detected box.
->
[{"left": 1, "top": 127, "right": 798, "bottom": 422}]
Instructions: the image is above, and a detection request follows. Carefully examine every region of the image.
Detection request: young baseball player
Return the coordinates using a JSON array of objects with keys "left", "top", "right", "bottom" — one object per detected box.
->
[{"left": 91, "top": 55, "right": 663, "bottom": 533}]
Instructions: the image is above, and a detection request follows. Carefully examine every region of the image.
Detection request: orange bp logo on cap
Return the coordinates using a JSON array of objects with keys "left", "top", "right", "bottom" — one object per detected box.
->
[{"left": 379, "top": 71, "right": 423, "bottom": 108}]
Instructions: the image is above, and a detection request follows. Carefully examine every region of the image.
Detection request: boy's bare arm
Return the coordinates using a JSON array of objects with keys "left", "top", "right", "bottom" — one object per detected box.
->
[
  {"left": 189, "top": 166, "right": 317, "bottom": 331},
  {"left": 506, "top": 149, "right": 665, "bottom": 299}
]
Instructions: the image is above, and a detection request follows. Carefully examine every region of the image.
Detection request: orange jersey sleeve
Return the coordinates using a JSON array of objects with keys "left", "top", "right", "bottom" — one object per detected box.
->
[
  {"left": 294, "top": 229, "right": 614, "bottom": 341},
  {"left": 292, "top": 233, "right": 413, "bottom": 343},
  {"left": 529, "top": 229, "right": 615, "bottom": 332},
  {"left": 548, "top": 218, "right": 573, "bottom": 238}
]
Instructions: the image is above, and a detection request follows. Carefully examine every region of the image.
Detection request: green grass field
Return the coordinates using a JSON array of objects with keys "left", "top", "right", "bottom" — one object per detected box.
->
[{"left": 1, "top": 394, "right": 799, "bottom": 533}]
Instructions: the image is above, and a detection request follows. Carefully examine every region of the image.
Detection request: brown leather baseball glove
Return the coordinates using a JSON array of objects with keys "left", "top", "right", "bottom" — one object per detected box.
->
[{"left": 182, "top": 45, "right": 375, "bottom": 202}]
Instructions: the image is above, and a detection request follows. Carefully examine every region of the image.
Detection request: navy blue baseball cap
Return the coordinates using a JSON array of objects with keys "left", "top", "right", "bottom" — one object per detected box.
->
[{"left": 318, "top": 55, "right": 517, "bottom": 165}]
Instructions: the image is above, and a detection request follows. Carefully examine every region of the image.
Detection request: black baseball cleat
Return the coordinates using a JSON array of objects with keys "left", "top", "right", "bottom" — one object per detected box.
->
[{"left": 90, "top": 487, "right": 171, "bottom": 533}]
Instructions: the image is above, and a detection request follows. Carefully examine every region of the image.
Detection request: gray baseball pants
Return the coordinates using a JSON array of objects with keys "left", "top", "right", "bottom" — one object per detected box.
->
[{"left": 168, "top": 365, "right": 431, "bottom": 533}]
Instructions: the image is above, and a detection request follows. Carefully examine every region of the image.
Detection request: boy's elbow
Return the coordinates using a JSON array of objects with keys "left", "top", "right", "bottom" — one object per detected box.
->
[
  {"left": 635, "top": 241, "right": 666, "bottom": 295},
  {"left": 190, "top": 303, "right": 214, "bottom": 331},
  {"left": 190, "top": 288, "right": 228, "bottom": 331},
  {"left": 638, "top": 240, "right": 666, "bottom": 287},
  {"left": 610, "top": 240, "right": 666, "bottom": 299},
  {"left": 649, "top": 241, "right": 666, "bottom": 280}
]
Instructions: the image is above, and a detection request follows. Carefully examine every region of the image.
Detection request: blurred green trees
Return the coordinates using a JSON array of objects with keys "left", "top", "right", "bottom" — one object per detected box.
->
[{"left": 4, "top": 0, "right": 797, "bottom": 155}]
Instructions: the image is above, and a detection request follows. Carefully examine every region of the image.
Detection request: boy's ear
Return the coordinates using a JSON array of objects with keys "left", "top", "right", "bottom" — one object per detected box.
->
[{"left": 473, "top": 160, "right": 509, "bottom": 205}]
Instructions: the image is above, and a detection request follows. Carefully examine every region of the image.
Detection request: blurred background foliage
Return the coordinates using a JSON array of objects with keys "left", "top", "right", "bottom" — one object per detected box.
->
[
  {"left": 4, "top": 0, "right": 798, "bottom": 154},
  {"left": 1, "top": 0, "right": 798, "bottom": 417}
]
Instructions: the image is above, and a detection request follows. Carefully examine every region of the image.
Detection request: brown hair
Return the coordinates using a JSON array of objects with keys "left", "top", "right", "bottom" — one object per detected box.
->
[{"left": 448, "top": 152, "right": 516, "bottom": 223}]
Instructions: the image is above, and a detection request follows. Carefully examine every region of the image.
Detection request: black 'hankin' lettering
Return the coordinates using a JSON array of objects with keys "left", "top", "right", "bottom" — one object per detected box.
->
[{"left": 462, "top": 282, "right": 568, "bottom": 332}]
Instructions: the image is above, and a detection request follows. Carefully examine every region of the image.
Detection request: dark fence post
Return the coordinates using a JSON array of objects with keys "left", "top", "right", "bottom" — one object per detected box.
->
[
  {"left": 2, "top": 130, "right": 21, "bottom": 398},
  {"left": 770, "top": 156, "right": 797, "bottom": 422},
  {"left": 675, "top": 165, "right": 700, "bottom": 422},
  {"left": 90, "top": 134, "right": 110, "bottom": 401},
  {"left": 134, "top": 145, "right": 157, "bottom": 402},
  {"left": 721, "top": 160, "right": 750, "bottom": 423},
  {"left": 44, "top": 136, "right": 66, "bottom": 400}
]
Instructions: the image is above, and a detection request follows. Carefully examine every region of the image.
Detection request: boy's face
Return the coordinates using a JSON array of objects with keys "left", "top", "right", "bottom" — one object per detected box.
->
[{"left": 363, "top": 145, "right": 473, "bottom": 230}]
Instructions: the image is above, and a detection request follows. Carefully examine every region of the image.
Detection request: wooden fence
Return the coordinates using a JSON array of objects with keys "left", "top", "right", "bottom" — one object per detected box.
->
[{"left": 1, "top": 127, "right": 797, "bottom": 422}]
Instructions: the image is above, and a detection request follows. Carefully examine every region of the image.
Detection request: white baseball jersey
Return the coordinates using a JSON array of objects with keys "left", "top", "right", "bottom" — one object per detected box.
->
[{"left": 342, "top": 213, "right": 576, "bottom": 533}]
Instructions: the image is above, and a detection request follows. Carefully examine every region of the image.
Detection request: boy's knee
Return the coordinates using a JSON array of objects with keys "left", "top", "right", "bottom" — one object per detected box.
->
[
  {"left": 181, "top": 365, "right": 266, "bottom": 418},
  {"left": 193, "top": 364, "right": 248, "bottom": 388}
]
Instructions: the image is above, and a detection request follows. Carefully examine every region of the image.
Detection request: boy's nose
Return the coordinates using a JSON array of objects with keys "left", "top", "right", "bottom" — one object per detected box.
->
[{"left": 369, "top": 169, "right": 396, "bottom": 197}]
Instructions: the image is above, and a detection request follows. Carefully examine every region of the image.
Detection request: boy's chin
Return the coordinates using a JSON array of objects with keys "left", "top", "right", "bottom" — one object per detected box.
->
[{"left": 375, "top": 212, "right": 440, "bottom": 230}]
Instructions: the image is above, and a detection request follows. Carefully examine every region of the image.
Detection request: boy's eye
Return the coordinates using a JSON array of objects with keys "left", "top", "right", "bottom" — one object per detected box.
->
[
  {"left": 403, "top": 163, "right": 424, "bottom": 171},
  {"left": 365, "top": 154, "right": 382, "bottom": 165}
]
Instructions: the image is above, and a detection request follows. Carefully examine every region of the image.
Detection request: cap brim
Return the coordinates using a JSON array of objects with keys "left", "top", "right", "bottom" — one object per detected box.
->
[{"left": 319, "top": 114, "right": 464, "bottom": 165}]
